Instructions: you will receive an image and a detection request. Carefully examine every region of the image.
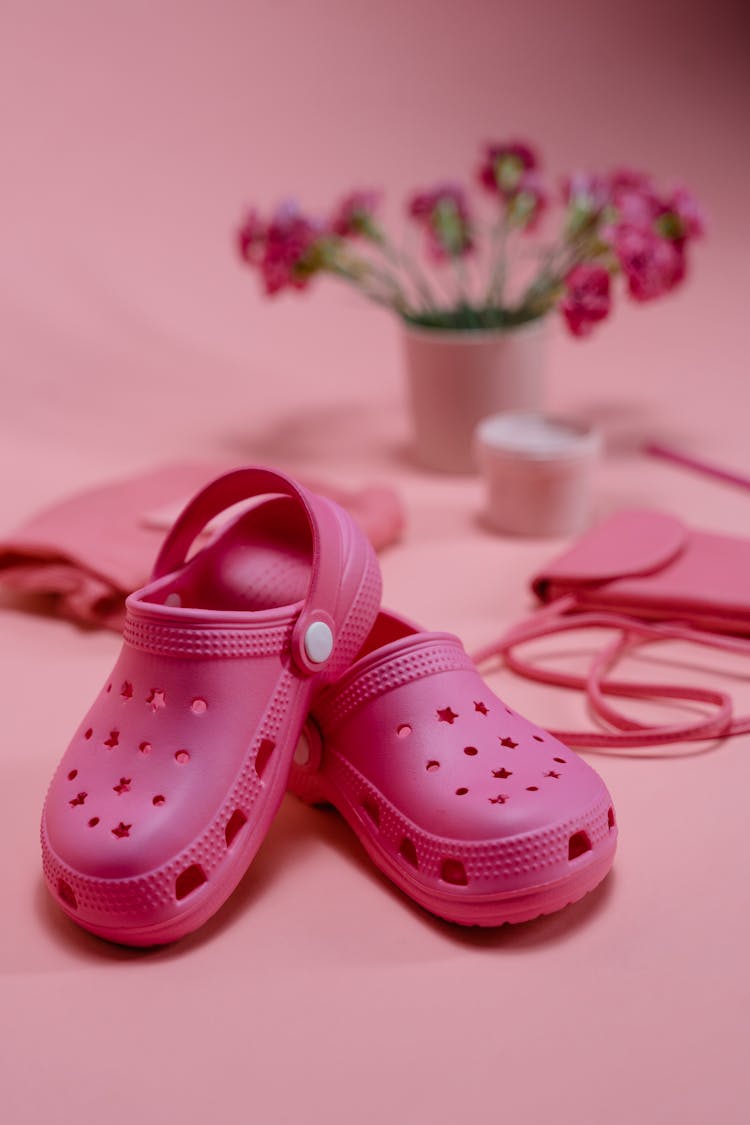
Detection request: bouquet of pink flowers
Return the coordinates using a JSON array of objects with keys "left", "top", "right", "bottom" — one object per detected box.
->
[{"left": 236, "top": 140, "right": 704, "bottom": 337}]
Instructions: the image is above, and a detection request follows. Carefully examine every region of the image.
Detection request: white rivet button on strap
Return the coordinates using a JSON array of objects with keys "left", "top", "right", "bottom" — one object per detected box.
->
[{"left": 304, "top": 621, "right": 334, "bottom": 664}]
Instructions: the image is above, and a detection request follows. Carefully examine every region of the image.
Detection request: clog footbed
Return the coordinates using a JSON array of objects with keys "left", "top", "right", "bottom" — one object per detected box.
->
[
  {"left": 289, "top": 612, "right": 617, "bottom": 926},
  {"left": 41, "top": 468, "right": 381, "bottom": 945}
]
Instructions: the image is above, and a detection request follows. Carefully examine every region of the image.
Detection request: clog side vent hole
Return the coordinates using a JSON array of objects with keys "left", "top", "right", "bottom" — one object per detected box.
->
[
  {"left": 255, "top": 738, "right": 275, "bottom": 778},
  {"left": 225, "top": 809, "right": 247, "bottom": 847},
  {"left": 360, "top": 796, "right": 463, "bottom": 883},
  {"left": 441, "top": 859, "right": 468, "bottom": 886},
  {"left": 568, "top": 831, "right": 592, "bottom": 861},
  {"left": 362, "top": 797, "right": 381, "bottom": 827},
  {"left": 175, "top": 864, "right": 207, "bottom": 900},
  {"left": 58, "top": 879, "right": 77, "bottom": 910}
]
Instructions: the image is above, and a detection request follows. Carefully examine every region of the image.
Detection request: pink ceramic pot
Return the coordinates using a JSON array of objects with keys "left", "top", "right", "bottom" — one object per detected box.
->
[{"left": 402, "top": 320, "right": 546, "bottom": 474}]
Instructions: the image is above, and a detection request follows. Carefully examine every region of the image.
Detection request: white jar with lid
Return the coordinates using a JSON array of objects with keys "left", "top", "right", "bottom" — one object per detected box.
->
[{"left": 474, "top": 411, "right": 602, "bottom": 536}]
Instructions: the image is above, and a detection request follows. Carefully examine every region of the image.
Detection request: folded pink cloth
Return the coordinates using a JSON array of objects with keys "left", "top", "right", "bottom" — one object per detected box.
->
[{"left": 0, "top": 463, "right": 404, "bottom": 630}]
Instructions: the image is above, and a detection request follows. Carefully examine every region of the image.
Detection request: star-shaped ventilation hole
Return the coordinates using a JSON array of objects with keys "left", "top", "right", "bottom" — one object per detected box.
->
[
  {"left": 69, "top": 792, "right": 87, "bottom": 807},
  {"left": 437, "top": 707, "right": 458, "bottom": 724},
  {"left": 147, "top": 689, "right": 166, "bottom": 711},
  {"left": 489, "top": 794, "right": 509, "bottom": 805},
  {"left": 545, "top": 770, "right": 561, "bottom": 779},
  {"left": 474, "top": 701, "right": 489, "bottom": 715},
  {"left": 103, "top": 730, "right": 119, "bottom": 749},
  {"left": 120, "top": 681, "right": 133, "bottom": 700},
  {"left": 492, "top": 767, "right": 513, "bottom": 779},
  {"left": 113, "top": 777, "right": 132, "bottom": 795},
  {"left": 112, "top": 822, "right": 131, "bottom": 839},
  {"left": 499, "top": 736, "right": 518, "bottom": 749}
]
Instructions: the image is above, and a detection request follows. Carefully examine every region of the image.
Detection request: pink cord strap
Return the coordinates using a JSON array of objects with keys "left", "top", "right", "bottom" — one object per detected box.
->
[{"left": 473, "top": 600, "right": 750, "bottom": 748}]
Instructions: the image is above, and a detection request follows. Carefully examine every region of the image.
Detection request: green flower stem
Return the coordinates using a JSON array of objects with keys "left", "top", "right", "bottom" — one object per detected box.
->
[
  {"left": 451, "top": 255, "right": 465, "bottom": 305},
  {"left": 326, "top": 261, "right": 411, "bottom": 315},
  {"left": 513, "top": 225, "right": 609, "bottom": 319},
  {"left": 332, "top": 243, "right": 412, "bottom": 311},
  {"left": 368, "top": 224, "right": 439, "bottom": 314},
  {"left": 484, "top": 214, "right": 509, "bottom": 308},
  {"left": 450, "top": 253, "right": 475, "bottom": 315}
]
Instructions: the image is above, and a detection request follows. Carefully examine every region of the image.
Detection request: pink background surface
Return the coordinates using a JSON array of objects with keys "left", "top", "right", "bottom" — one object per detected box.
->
[{"left": 2, "top": 2, "right": 749, "bottom": 1122}]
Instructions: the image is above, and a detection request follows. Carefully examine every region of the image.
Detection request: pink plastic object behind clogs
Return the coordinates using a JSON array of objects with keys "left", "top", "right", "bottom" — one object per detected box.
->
[
  {"left": 289, "top": 612, "right": 617, "bottom": 926},
  {"left": 41, "top": 467, "right": 382, "bottom": 946}
]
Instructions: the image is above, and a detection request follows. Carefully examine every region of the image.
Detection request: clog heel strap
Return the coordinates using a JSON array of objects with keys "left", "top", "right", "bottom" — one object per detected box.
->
[{"left": 152, "top": 466, "right": 351, "bottom": 678}]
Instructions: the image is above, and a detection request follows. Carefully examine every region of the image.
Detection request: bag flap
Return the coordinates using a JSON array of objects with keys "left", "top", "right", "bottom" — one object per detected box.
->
[{"left": 532, "top": 509, "right": 688, "bottom": 601}]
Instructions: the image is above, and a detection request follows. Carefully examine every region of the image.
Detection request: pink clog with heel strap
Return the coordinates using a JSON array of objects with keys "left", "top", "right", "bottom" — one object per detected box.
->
[
  {"left": 290, "top": 611, "right": 617, "bottom": 925},
  {"left": 41, "top": 467, "right": 381, "bottom": 945}
]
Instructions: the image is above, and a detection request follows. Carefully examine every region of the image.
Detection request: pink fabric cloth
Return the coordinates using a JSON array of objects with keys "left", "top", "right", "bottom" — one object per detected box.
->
[{"left": 0, "top": 462, "right": 404, "bottom": 630}]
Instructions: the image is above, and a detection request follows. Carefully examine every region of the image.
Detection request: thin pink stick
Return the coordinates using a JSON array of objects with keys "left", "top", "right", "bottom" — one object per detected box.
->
[{"left": 644, "top": 442, "right": 750, "bottom": 492}]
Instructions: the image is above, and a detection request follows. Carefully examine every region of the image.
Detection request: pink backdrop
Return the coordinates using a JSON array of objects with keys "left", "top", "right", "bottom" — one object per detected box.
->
[{"left": 1, "top": 2, "right": 749, "bottom": 1123}]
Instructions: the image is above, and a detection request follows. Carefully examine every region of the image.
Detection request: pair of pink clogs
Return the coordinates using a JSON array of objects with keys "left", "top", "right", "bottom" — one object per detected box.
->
[{"left": 41, "top": 468, "right": 617, "bottom": 946}]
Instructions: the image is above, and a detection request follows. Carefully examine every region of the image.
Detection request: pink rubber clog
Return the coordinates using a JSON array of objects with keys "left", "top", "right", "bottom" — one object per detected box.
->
[
  {"left": 289, "top": 612, "right": 617, "bottom": 925},
  {"left": 41, "top": 468, "right": 382, "bottom": 945}
]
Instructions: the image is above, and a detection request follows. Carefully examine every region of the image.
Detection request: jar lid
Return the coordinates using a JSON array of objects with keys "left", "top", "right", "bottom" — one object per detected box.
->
[{"left": 475, "top": 411, "right": 601, "bottom": 463}]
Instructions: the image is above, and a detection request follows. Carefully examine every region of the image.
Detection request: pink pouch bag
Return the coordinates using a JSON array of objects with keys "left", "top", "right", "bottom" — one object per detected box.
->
[{"left": 475, "top": 509, "right": 750, "bottom": 747}]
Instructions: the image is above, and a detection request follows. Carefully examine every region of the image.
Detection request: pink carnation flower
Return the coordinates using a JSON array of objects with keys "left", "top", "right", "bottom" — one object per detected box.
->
[
  {"left": 408, "top": 184, "right": 474, "bottom": 260},
  {"left": 616, "top": 189, "right": 661, "bottom": 229},
  {"left": 560, "top": 263, "right": 611, "bottom": 337},
  {"left": 478, "top": 140, "right": 538, "bottom": 194},
  {"left": 664, "top": 187, "right": 706, "bottom": 240},
  {"left": 509, "top": 170, "right": 548, "bottom": 231},
  {"left": 331, "top": 190, "right": 381, "bottom": 238},
  {"left": 608, "top": 168, "right": 655, "bottom": 197},
  {"left": 611, "top": 223, "right": 685, "bottom": 302},
  {"left": 260, "top": 202, "right": 324, "bottom": 295},
  {"left": 604, "top": 168, "right": 661, "bottom": 230},
  {"left": 563, "top": 172, "right": 610, "bottom": 214},
  {"left": 478, "top": 141, "right": 546, "bottom": 231}
]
